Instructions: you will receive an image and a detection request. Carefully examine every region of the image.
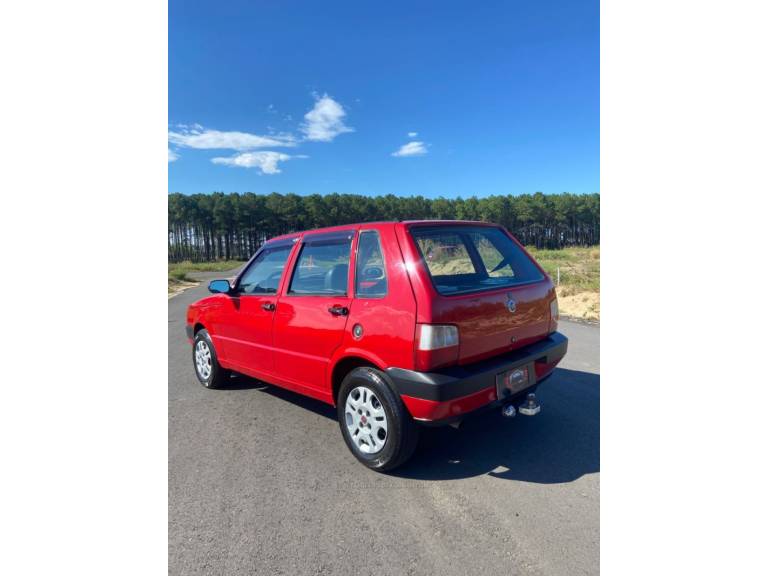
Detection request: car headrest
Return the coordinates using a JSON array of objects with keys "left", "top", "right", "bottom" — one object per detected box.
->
[{"left": 324, "top": 263, "right": 348, "bottom": 293}]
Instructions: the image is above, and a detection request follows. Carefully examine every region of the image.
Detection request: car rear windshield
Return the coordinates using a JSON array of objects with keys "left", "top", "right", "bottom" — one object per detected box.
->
[{"left": 410, "top": 226, "right": 544, "bottom": 295}]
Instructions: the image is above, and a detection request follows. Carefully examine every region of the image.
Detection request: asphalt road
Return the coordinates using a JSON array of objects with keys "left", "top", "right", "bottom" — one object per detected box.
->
[{"left": 169, "top": 275, "right": 599, "bottom": 576}]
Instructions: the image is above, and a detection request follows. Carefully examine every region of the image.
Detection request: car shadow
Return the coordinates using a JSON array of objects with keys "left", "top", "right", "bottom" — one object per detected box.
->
[
  {"left": 394, "top": 368, "right": 600, "bottom": 484},
  {"left": 225, "top": 367, "right": 599, "bottom": 484},
  {"left": 225, "top": 373, "right": 338, "bottom": 420}
]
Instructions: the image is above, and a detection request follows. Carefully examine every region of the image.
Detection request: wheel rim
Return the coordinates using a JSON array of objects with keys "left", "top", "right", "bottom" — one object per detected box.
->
[
  {"left": 195, "top": 340, "right": 212, "bottom": 380},
  {"left": 344, "top": 385, "right": 388, "bottom": 454}
]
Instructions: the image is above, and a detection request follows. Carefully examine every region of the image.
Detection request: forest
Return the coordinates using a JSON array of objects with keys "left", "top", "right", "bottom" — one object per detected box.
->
[{"left": 168, "top": 192, "right": 599, "bottom": 262}]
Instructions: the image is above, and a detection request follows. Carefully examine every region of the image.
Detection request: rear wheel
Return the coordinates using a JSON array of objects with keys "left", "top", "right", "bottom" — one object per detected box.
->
[
  {"left": 193, "top": 329, "right": 229, "bottom": 389},
  {"left": 337, "top": 367, "right": 419, "bottom": 471}
]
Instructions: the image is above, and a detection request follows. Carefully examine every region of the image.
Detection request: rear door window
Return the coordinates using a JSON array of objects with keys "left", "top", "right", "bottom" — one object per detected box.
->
[
  {"left": 288, "top": 237, "right": 352, "bottom": 296},
  {"left": 355, "top": 231, "right": 388, "bottom": 298},
  {"left": 411, "top": 226, "right": 544, "bottom": 295}
]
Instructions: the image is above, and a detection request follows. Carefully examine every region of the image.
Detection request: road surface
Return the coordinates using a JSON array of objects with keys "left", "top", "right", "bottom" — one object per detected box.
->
[{"left": 169, "top": 275, "right": 599, "bottom": 575}]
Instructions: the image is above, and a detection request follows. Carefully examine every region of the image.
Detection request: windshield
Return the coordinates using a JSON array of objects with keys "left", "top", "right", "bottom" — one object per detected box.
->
[{"left": 410, "top": 226, "right": 544, "bottom": 295}]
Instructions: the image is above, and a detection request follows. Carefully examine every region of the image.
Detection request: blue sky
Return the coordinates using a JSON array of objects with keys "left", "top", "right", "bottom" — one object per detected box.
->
[{"left": 169, "top": 0, "right": 599, "bottom": 198}]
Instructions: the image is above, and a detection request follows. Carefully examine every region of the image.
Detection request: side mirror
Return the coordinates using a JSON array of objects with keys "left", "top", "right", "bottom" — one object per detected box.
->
[{"left": 208, "top": 279, "right": 231, "bottom": 294}]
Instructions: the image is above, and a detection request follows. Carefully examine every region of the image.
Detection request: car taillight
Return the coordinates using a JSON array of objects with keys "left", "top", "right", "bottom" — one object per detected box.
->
[
  {"left": 549, "top": 298, "right": 559, "bottom": 334},
  {"left": 417, "top": 325, "right": 458, "bottom": 349},
  {"left": 415, "top": 324, "right": 459, "bottom": 371}
]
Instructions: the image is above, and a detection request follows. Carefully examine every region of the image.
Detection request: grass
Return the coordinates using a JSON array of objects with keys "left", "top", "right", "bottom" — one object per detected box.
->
[
  {"left": 169, "top": 260, "right": 244, "bottom": 278},
  {"left": 168, "top": 260, "right": 244, "bottom": 295},
  {"left": 526, "top": 246, "right": 600, "bottom": 294},
  {"left": 526, "top": 246, "right": 600, "bottom": 321}
]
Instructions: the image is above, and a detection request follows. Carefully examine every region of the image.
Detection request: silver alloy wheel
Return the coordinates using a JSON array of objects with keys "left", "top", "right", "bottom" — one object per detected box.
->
[
  {"left": 344, "top": 385, "right": 388, "bottom": 454},
  {"left": 195, "top": 339, "right": 212, "bottom": 380}
]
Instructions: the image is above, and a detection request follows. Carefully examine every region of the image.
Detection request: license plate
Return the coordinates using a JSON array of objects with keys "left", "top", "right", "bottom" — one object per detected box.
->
[{"left": 496, "top": 364, "right": 533, "bottom": 400}]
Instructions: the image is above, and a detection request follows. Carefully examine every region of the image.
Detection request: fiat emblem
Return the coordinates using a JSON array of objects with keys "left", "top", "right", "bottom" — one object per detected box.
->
[{"left": 507, "top": 297, "right": 517, "bottom": 313}]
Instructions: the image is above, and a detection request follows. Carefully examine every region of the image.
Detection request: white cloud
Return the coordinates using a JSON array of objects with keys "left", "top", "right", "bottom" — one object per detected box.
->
[
  {"left": 168, "top": 148, "right": 179, "bottom": 162},
  {"left": 211, "top": 151, "right": 296, "bottom": 174},
  {"left": 168, "top": 126, "right": 296, "bottom": 150},
  {"left": 301, "top": 94, "right": 354, "bottom": 142},
  {"left": 392, "top": 141, "right": 427, "bottom": 157},
  {"left": 408, "top": 131, "right": 418, "bottom": 138}
]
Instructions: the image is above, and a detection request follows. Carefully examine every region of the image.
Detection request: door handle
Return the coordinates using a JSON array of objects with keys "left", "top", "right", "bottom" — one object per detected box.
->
[
  {"left": 328, "top": 305, "right": 349, "bottom": 316},
  {"left": 261, "top": 302, "right": 276, "bottom": 312}
]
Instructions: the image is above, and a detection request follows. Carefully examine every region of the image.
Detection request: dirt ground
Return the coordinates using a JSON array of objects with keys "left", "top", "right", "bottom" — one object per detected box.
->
[{"left": 556, "top": 287, "right": 600, "bottom": 322}]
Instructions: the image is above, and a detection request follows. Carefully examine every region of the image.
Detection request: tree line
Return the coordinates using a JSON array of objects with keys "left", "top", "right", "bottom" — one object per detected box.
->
[{"left": 168, "top": 192, "right": 599, "bottom": 262}]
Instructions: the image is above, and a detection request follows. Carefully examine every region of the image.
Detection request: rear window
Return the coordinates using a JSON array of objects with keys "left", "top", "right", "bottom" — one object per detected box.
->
[{"left": 410, "top": 226, "right": 544, "bottom": 295}]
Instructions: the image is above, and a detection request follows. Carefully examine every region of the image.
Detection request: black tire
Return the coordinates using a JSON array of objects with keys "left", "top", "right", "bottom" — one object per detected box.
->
[
  {"left": 337, "top": 367, "right": 420, "bottom": 471},
  {"left": 192, "top": 329, "right": 230, "bottom": 389}
]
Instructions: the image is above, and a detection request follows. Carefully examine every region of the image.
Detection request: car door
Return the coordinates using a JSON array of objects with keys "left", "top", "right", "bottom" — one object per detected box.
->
[
  {"left": 220, "top": 240, "right": 296, "bottom": 376},
  {"left": 272, "top": 230, "right": 355, "bottom": 394}
]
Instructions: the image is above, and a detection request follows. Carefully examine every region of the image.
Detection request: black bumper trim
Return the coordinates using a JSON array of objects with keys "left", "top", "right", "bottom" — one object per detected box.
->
[{"left": 386, "top": 332, "right": 568, "bottom": 402}]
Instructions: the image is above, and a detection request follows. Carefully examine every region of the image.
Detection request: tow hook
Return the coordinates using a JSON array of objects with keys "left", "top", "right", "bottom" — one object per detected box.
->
[{"left": 518, "top": 393, "right": 541, "bottom": 416}]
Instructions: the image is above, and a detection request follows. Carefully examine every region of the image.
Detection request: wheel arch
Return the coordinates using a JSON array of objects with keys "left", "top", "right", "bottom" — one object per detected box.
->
[{"left": 330, "top": 353, "right": 385, "bottom": 406}]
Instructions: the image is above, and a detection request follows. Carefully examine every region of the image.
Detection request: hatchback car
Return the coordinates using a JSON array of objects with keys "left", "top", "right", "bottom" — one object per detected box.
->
[{"left": 187, "top": 221, "right": 567, "bottom": 470}]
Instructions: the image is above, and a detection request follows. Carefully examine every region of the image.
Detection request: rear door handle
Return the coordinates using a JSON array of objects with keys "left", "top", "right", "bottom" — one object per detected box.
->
[
  {"left": 261, "top": 302, "right": 276, "bottom": 312},
  {"left": 328, "top": 305, "right": 349, "bottom": 316}
]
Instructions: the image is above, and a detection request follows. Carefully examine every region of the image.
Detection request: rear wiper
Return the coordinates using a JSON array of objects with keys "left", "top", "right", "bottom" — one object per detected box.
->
[{"left": 490, "top": 257, "right": 509, "bottom": 273}]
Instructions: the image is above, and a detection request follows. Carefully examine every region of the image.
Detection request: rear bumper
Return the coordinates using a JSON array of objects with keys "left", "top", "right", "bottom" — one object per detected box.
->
[{"left": 387, "top": 332, "right": 568, "bottom": 423}]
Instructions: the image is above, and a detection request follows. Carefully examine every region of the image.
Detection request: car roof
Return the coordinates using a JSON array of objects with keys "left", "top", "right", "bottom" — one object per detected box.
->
[{"left": 266, "top": 220, "right": 497, "bottom": 243}]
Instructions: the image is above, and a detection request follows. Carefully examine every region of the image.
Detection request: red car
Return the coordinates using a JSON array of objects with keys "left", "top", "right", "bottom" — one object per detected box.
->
[{"left": 186, "top": 221, "right": 567, "bottom": 470}]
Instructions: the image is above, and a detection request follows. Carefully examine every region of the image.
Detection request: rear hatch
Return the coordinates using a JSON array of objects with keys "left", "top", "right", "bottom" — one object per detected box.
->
[{"left": 408, "top": 224, "right": 554, "bottom": 365}]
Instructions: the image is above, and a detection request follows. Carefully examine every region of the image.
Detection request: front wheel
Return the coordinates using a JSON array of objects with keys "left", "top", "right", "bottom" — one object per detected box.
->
[
  {"left": 192, "top": 329, "right": 229, "bottom": 389},
  {"left": 337, "top": 367, "right": 419, "bottom": 471}
]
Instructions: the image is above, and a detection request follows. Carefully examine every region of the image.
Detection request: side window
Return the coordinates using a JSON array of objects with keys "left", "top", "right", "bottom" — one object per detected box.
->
[
  {"left": 288, "top": 239, "right": 352, "bottom": 296},
  {"left": 355, "top": 231, "right": 388, "bottom": 298},
  {"left": 236, "top": 245, "right": 292, "bottom": 295}
]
